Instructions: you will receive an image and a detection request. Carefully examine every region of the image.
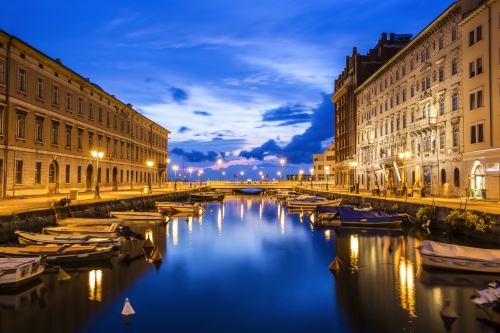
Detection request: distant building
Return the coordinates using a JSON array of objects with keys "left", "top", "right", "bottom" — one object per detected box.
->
[
  {"left": 331, "top": 33, "right": 411, "bottom": 188},
  {"left": 0, "top": 29, "right": 170, "bottom": 197},
  {"left": 313, "top": 143, "right": 335, "bottom": 182}
]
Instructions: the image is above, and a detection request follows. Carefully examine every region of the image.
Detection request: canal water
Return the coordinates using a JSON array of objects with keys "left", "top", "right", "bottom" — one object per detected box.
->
[{"left": 1, "top": 194, "right": 500, "bottom": 333}]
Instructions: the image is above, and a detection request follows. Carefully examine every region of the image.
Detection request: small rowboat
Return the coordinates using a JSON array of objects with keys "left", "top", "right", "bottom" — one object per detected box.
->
[
  {"left": 418, "top": 240, "right": 500, "bottom": 273},
  {"left": 0, "top": 244, "right": 114, "bottom": 263},
  {"left": 109, "top": 211, "right": 165, "bottom": 221},
  {"left": 15, "top": 230, "right": 122, "bottom": 247},
  {"left": 57, "top": 217, "right": 127, "bottom": 226},
  {"left": 0, "top": 257, "right": 46, "bottom": 287},
  {"left": 287, "top": 198, "right": 341, "bottom": 208},
  {"left": 43, "top": 223, "right": 144, "bottom": 240}
]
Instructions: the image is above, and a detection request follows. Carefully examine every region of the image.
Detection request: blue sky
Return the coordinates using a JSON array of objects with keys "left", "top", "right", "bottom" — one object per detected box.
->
[{"left": 3, "top": 0, "right": 453, "bottom": 181}]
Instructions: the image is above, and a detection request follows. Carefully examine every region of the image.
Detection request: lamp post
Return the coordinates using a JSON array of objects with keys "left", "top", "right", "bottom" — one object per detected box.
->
[
  {"left": 325, "top": 166, "right": 330, "bottom": 190},
  {"left": 91, "top": 151, "right": 104, "bottom": 199},
  {"left": 166, "top": 158, "right": 170, "bottom": 185},
  {"left": 218, "top": 158, "right": 222, "bottom": 181},
  {"left": 350, "top": 161, "right": 358, "bottom": 193},
  {"left": 299, "top": 170, "right": 303, "bottom": 186},
  {"left": 398, "top": 150, "right": 411, "bottom": 199},
  {"left": 280, "top": 158, "right": 285, "bottom": 180},
  {"left": 189, "top": 168, "right": 193, "bottom": 187},
  {"left": 199, "top": 170, "right": 203, "bottom": 185},
  {"left": 147, "top": 161, "right": 154, "bottom": 193},
  {"left": 173, "top": 165, "right": 178, "bottom": 190},
  {"left": 240, "top": 171, "right": 244, "bottom": 183},
  {"left": 310, "top": 168, "right": 314, "bottom": 188},
  {"left": 222, "top": 171, "right": 225, "bottom": 181}
]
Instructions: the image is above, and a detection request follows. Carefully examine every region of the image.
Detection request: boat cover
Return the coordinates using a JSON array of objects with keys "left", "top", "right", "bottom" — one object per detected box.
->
[
  {"left": 419, "top": 240, "right": 500, "bottom": 263},
  {"left": 315, "top": 206, "right": 354, "bottom": 214},
  {"left": 339, "top": 209, "right": 402, "bottom": 222},
  {"left": 294, "top": 197, "right": 326, "bottom": 202}
]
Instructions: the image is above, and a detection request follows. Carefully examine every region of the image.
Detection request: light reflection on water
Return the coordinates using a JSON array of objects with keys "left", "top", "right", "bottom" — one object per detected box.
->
[{"left": 2, "top": 195, "right": 500, "bottom": 333}]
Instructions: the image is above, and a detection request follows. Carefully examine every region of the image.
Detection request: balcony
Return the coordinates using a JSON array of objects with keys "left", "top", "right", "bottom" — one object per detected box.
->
[{"left": 158, "top": 164, "right": 166, "bottom": 170}]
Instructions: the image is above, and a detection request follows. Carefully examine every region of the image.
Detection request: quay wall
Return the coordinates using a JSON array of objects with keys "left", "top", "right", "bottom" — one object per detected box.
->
[{"left": 0, "top": 188, "right": 208, "bottom": 242}]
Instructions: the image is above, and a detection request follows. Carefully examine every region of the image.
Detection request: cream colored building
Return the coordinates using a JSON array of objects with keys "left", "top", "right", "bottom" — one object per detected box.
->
[
  {"left": 460, "top": 0, "right": 500, "bottom": 199},
  {"left": 0, "top": 30, "right": 170, "bottom": 198},
  {"left": 313, "top": 143, "right": 335, "bottom": 183},
  {"left": 354, "top": 0, "right": 482, "bottom": 196}
]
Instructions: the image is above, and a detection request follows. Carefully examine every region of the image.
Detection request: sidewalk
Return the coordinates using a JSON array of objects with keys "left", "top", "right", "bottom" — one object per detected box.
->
[{"left": 0, "top": 183, "right": 203, "bottom": 216}]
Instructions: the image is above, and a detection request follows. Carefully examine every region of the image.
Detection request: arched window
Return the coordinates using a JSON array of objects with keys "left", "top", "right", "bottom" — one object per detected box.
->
[
  {"left": 440, "top": 131, "right": 446, "bottom": 149},
  {"left": 452, "top": 91, "right": 458, "bottom": 111},
  {"left": 453, "top": 127, "right": 459, "bottom": 147},
  {"left": 441, "top": 169, "right": 446, "bottom": 185},
  {"left": 439, "top": 97, "right": 445, "bottom": 115},
  {"left": 454, "top": 168, "right": 460, "bottom": 187}
]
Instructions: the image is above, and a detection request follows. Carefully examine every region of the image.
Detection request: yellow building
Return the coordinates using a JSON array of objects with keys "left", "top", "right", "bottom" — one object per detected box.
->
[
  {"left": 313, "top": 143, "right": 335, "bottom": 183},
  {"left": 0, "top": 29, "right": 170, "bottom": 198},
  {"left": 460, "top": 0, "right": 500, "bottom": 199}
]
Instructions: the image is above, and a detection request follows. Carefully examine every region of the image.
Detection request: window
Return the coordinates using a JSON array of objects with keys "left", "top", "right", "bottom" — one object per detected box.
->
[
  {"left": 0, "top": 59, "right": 4, "bottom": 85},
  {"left": 121, "top": 118, "right": 124, "bottom": 132},
  {"left": 15, "top": 161, "right": 23, "bottom": 184},
  {"left": 106, "top": 138, "right": 110, "bottom": 155},
  {"left": 78, "top": 97, "right": 84, "bottom": 116},
  {"left": 77, "top": 129, "right": 83, "bottom": 150},
  {"left": 77, "top": 166, "right": 82, "bottom": 183},
  {"left": 452, "top": 91, "right": 458, "bottom": 111},
  {"left": 451, "top": 58, "right": 458, "bottom": 76},
  {"left": 88, "top": 132, "right": 94, "bottom": 150},
  {"left": 396, "top": 94, "right": 400, "bottom": 105},
  {"left": 390, "top": 97, "right": 394, "bottom": 108},
  {"left": 51, "top": 122, "right": 59, "bottom": 145},
  {"left": 469, "top": 57, "right": 483, "bottom": 78},
  {"left": 402, "top": 89, "right": 407, "bottom": 102},
  {"left": 470, "top": 123, "right": 484, "bottom": 144},
  {"left": 391, "top": 119, "right": 394, "bottom": 133},
  {"left": 18, "top": 67, "right": 27, "bottom": 92},
  {"left": 65, "top": 126, "right": 72, "bottom": 148},
  {"left": 385, "top": 121, "right": 388, "bottom": 135},
  {"left": 98, "top": 135, "right": 102, "bottom": 150},
  {"left": 410, "top": 85, "right": 415, "bottom": 98},
  {"left": 114, "top": 139, "right": 118, "bottom": 156},
  {"left": 106, "top": 168, "right": 109, "bottom": 183},
  {"left": 49, "top": 164, "right": 55, "bottom": 183},
  {"left": 35, "top": 117, "right": 43, "bottom": 142},
  {"left": 439, "top": 97, "right": 445, "bottom": 115},
  {"left": 402, "top": 65, "right": 406, "bottom": 76},
  {"left": 451, "top": 25, "right": 457, "bottom": 41},
  {"left": 411, "top": 111, "right": 415, "bottom": 123},
  {"left": 16, "top": 111, "right": 26, "bottom": 139},
  {"left": 89, "top": 103, "right": 94, "bottom": 120},
  {"left": 441, "top": 169, "right": 446, "bottom": 185},
  {"left": 403, "top": 113, "right": 407, "bottom": 128},
  {"left": 439, "top": 66, "right": 444, "bottom": 82},
  {"left": 469, "top": 25, "right": 482, "bottom": 46},
  {"left": 53, "top": 85, "right": 60, "bottom": 105},
  {"left": 65, "top": 165, "right": 70, "bottom": 183},
  {"left": 114, "top": 114, "right": 117, "bottom": 129},
  {"left": 421, "top": 75, "right": 430, "bottom": 91},
  {"left": 0, "top": 106, "right": 3, "bottom": 135},
  {"left": 98, "top": 107, "right": 103, "bottom": 123},
  {"left": 35, "top": 162, "right": 42, "bottom": 184},
  {"left": 37, "top": 77, "right": 44, "bottom": 99},
  {"left": 66, "top": 92, "right": 72, "bottom": 111},
  {"left": 469, "top": 90, "right": 483, "bottom": 109},
  {"left": 453, "top": 127, "right": 459, "bottom": 147},
  {"left": 106, "top": 111, "right": 110, "bottom": 126},
  {"left": 439, "top": 35, "right": 444, "bottom": 50},
  {"left": 396, "top": 116, "right": 400, "bottom": 131},
  {"left": 454, "top": 168, "right": 460, "bottom": 187},
  {"left": 379, "top": 105, "right": 382, "bottom": 114},
  {"left": 410, "top": 59, "right": 414, "bottom": 71},
  {"left": 440, "top": 131, "right": 445, "bottom": 149}
]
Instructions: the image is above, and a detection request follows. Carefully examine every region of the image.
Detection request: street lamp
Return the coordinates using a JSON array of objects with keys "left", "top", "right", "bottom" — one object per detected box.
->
[
  {"left": 325, "top": 166, "right": 330, "bottom": 190},
  {"left": 277, "top": 171, "right": 281, "bottom": 180},
  {"left": 199, "top": 170, "right": 203, "bottom": 185},
  {"left": 222, "top": 171, "right": 225, "bottom": 181},
  {"left": 91, "top": 151, "right": 104, "bottom": 199},
  {"left": 310, "top": 168, "right": 314, "bottom": 188},
  {"left": 217, "top": 158, "right": 222, "bottom": 181},
  {"left": 173, "top": 165, "right": 179, "bottom": 190},
  {"left": 189, "top": 168, "right": 193, "bottom": 187},
  {"left": 240, "top": 171, "right": 244, "bottom": 183},
  {"left": 147, "top": 161, "right": 154, "bottom": 193},
  {"left": 280, "top": 158, "right": 285, "bottom": 180},
  {"left": 398, "top": 150, "right": 411, "bottom": 199},
  {"left": 299, "top": 170, "right": 303, "bottom": 186},
  {"left": 350, "top": 161, "right": 358, "bottom": 193}
]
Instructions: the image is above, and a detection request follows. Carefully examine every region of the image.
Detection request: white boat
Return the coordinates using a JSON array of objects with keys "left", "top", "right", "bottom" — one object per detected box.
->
[
  {"left": 190, "top": 192, "right": 224, "bottom": 201},
  {"left": 471, "top": 281, "right": 500, "bottom": 309},
  {"left": 287, "top": 198, "right": 341, "bottom": 208},
  {"left": 57, "top": 217, "right": 127, "bottom": 225},
  {"left": 155, "top": 202, "right": 204, "bottom": 213},
  {"left": 109, "top": 211, "right": 165, "bottom": 221},
  {"left": 43, "top": 223, "right": 144, "bottom": 239},
  {"left": 15, "top": 230, "right": 123, "bottom": 247},
  {"left": 0, "top": 257, "right": 46, "bottom": 287},
  {"left": 417, "top": 240, "right": 500, "bottom": 273},
  {"left": 0, "top": 244, "right": 115, "bottom": 263}
]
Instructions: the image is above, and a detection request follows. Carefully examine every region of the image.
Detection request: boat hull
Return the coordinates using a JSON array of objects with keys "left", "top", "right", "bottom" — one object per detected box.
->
[
  {"left": 15, "top": 231, "right": 121, "bottom": 247},
  {"left": 419, "top": 253, "right": 500, "bottom": 273},
  {"left": 0, "top": 245, "right": 114, "bottom": 263},
  {"left": 0, "top": 257, "right": 46, "bottom": 288}
]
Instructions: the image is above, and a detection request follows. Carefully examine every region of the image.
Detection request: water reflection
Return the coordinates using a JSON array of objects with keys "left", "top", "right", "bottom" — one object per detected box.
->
[
  {"left": 218, "top": 208, "right": 222, "bottom": 234},
  {"left": 172, "top": 218, "right": 179, "bottom": 246},
  {"left": 88, "top": 270, "right": 103, "bottom": 302},
  {"left": 398, "top": 257, "right": 416, "bottom": 317},
  {"left": 349, "top": 234, "right": 359, "bottom": 273},
  {"left": 325, "top": 230, "right": 331, "bottom": 241}
]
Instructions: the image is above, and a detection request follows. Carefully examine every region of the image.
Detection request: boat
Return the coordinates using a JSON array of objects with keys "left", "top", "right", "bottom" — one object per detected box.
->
[
  {"left": 274, "top": 190, "right": 301, "bottom": 200},
  {"left": 417, "top": 240, "right": 500, "bottom": 273},
  {"left": 0, "top": 257, "right": 46, "bottom": 287},
  {"left": 0, "top": 244, "right": 115, "bottom": 263},
  {"left": 154, "top": 201, "right": 204, "bottom": 213},
  {"left": 287, "top": 198, "right": 341, "bottom": 208},
  {"left": 314, "top": 205, "right": 353, "bottom": 220},
  {"left": 15, "top": 230, "right": 123, "bottom": 247},
  {"left": 470, "top": 280, "right": 500, "bottom": 309},
  {"left": 43, "top": 223, "right": 145, "bottom": 240},
  {"left": 109, "top": 211, "right": 166, "bottom": 221},
  {"left": 57, "top": 217, "right": 127, "bottom": 225},
  {"left": 190, "top": 192, "right": 224, "bottom": 201},
  {"left": 311, "top": 205, "right": 401, "bottom": 227}
]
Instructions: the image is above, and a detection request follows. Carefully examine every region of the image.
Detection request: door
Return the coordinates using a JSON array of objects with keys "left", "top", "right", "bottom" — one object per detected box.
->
[
  {"left": 112, "top": 167, "right": 118, "bottom": 190},
  {"left": 86, "top": 164, "right": 93, "bottom": 192}
]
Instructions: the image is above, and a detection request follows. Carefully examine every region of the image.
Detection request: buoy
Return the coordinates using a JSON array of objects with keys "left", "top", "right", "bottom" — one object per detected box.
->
[
  {"left": 328, "top": 256, "right": 340, "bottom": 271},
  {"left": 143, "top": 237, "right": 155, "bottom": 248},
  {"left": 440, "top": 299, "right": 458, "bottom": 318},
  {"left": 388, "top": 244, "right": 394, "bottom": 255},
  {"left": 58, "top": 267, "right": 71, "bottom": 280},
  {"left": 151, "top": 248, "right": 163, "bottom": 262},
  {"left": 122, "top": 298, "right": 135, "bottom": 315},
  {"left": 210, "top": 209, "right": 213, "bottom": 214}
]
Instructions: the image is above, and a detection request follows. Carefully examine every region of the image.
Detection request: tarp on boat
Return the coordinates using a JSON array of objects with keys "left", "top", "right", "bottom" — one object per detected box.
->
[
  {"left": 315, "top": 206, "right": 354, "bottom": 214},
  {"left": 339, "top": 209, "right": 401, "bottom": 223},
  {"left": 294, "top": 197, "right": 326, "bottom": 202},
  {"left": 419, "top": 240, "right": 500, "bottom": 263}
]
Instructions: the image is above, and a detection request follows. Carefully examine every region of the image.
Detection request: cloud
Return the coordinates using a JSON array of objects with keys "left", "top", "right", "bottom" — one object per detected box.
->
[
  {"left": 169, "top": 87, "right": 189, "bottom": 103},
  {"left": 193, "top": 110, "right": 212, "bottom": 116},
  {"left": 179, "top": 126, "right": 190, "bottom": 133},
  {"left": 262, "top": 103, "right": 311, "bottom": 126},
  {"left": 239, "top": 92, "right": 333, "bottom": 164},
  {"left": 170, "top": 148, "right": 220, "bottom": 162}
]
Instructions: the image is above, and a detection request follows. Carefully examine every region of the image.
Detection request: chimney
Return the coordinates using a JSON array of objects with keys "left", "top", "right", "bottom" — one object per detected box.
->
[
  {"left": 55, "top": 58, "right": 62, "bottom": 64},
  {"left": 390, "top": 33, "right": 395, "bottom": 41},
  {"left": 381, "top": 32, "right": 387, "bottom": 41},
  {"left": 353, "top": 47, "right": 357, "bottom": 55},
  {"left": 127, "top": 103, "right": 133, "bottom": 108}
]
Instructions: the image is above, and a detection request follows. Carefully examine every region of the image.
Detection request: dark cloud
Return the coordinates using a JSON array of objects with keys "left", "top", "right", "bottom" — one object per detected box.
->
[
  {"left": 262, "top": 103, "right": 312, "bottom": 126},
  {"left": 239, "top": 93, "right": 333, "bottom": 164},
  {"left": 170, "top": 148, "right": 220, "bottom": 162},
  {"left": 169, "top": 87, "right": 189, "bottom": 103},
  {"left": 179, "top": 126, "right": 190, "bottom": 133},
  {"left": 193, "top": 110, "right": 212, "bottom": 116}
]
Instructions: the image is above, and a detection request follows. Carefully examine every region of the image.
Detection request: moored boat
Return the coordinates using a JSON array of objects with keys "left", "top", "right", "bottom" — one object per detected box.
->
[
  {"left": 43, "top": 223, "right": 144, "bottom": 240},
  {"left": 109, "top": 211, "right": 165, "bottom": 221},
  {"left": 311, "top": 205, "right": 401, "bottom": 227},
  {"left": 0, "top": 244, "right": 115, "bottom": 263},
  {"left": 190, "top": 192, "right": 224, "bottom": 201},
  {"left": 471, "top": 281, "right": 500, "bottom": 309},
  {"left": 15, "top": 230, "right": 122, "bottom": 247},
  {"left": 57, "top": 217, "right": 127, "bottom": 226},
  {"left": 0, "top": 257, "right": 46, "bottom": 287},
  {"left": 417, "top": 240, "right": 500, "bottom": 273},
  {"left": 287, "top": 198, "right": 341, "bottom": 208}
]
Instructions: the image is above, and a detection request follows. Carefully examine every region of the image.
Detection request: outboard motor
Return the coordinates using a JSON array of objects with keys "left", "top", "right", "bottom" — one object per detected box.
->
[{"left": 116, "top": 225, "right": 145, "bottom": 240}]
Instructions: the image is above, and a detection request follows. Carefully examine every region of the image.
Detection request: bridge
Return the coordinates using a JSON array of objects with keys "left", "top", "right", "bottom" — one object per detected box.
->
[{"left": 207, "top": 181, "right": 295, "bottom": 190}]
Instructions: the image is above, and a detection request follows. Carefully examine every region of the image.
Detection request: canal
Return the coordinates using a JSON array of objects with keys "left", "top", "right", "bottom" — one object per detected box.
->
[{"left": 1, "top": 194, "right": 500, "bottom": 333}]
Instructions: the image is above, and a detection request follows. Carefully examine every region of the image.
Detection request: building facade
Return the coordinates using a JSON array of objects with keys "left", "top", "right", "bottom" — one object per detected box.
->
[
  {"left": 332, "top": 33, "right": 412, "bottom": 188},
  {"left": 313, "top": 143, "right": 335, "bottom": 182},
  {"left": 461, "top": 0, "right": 500, "bottom": 199},
  {"left": 0, "top": 30, "right": 170, "bottom": 198},
  {"left": 354, "top": 0, "right": 482, "bottom": 196}
]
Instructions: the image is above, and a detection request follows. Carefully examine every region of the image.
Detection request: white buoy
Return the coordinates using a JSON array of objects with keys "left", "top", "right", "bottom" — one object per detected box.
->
[
  {"left": 440, "top": 299, "right": 457, "bottom": 318},
  {"left": 122, "top": 298, "right": 135, "bottom": 316}
]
